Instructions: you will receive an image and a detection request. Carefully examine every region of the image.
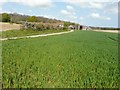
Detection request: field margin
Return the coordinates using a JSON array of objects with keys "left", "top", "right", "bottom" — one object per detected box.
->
[{"left": 0, "top": 30, "right": 74, "bottom": 41}]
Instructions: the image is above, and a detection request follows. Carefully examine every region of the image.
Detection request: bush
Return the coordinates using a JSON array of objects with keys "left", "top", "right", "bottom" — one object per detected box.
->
[
  {"left": 27, "top": 16, "right": 38, "bottom": 22},
  {"left": 2, "top": 13, "right": 10, "bottom": 22},
  {"left": 36, "top": 24, "right": 44, "bottom": 31}
]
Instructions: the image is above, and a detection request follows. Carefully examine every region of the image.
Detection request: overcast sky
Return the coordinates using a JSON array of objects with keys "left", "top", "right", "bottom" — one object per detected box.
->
[{"left": 0, "top": 0, "right": 119, "bottom": 28}]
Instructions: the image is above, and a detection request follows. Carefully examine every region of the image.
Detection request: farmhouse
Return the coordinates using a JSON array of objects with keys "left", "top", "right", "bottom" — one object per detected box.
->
[
  {"left": 78, "top": 25, "right": 92, "bottom": 30},
  {"left": 58, "top": 24, "right": 64, "bottom": 28},
  {"left": 68, "top": 25, "right": 75, "bottom": 30},
  {"left": 68, "top": 25, "right": 89, "bottom": 30}
]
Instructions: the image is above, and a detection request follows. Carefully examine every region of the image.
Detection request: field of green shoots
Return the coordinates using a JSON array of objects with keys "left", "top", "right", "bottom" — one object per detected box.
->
[{"left": 2, "top": 30, "right": 119, "bottom": 88}]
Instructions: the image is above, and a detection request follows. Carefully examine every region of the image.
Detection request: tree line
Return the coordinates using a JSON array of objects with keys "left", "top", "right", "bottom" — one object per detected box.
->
[
  {"left": 1, "top": 13, "right": 120, "bottom": 30},
  {"left": 0, "top": 13, "right": 63, "bottom": 24}
]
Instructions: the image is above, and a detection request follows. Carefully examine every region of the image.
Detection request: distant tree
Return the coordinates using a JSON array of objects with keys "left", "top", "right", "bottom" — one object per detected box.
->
[
  {"left": 27, "top": 16, "right": 38, "bottom": 22},
  {"left": 71, "top": 22, "right": 76, "bottom": 25},
  {"left": 2, "top": 13, "right": 10, "bottom": 22},
  {"left": 63, "top": 22, "right": 70, "bottom": 30}
]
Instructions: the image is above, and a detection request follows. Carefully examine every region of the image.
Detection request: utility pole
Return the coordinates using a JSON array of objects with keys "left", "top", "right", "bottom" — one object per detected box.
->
[{"left": 10, "top": 12, "right": 13, "bottom": 24}]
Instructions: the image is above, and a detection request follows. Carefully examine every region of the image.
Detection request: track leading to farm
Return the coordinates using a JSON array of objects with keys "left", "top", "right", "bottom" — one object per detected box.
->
[{"left": 0, "top": 30, "right": 74, "bottom": 41}]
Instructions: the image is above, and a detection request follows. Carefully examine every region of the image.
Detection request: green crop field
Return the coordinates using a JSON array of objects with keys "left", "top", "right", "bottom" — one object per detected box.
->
[{"left": 2, "top": 30, "right": 119, "bottom": 88}]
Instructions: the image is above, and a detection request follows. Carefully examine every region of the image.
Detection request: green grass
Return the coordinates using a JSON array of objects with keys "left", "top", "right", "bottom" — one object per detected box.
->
[
  {"left": 1, "top": 29, "right": 68, "bottom": 38},
  {"left": 2, "top": 30, "right": 119, "bottom": 88}
]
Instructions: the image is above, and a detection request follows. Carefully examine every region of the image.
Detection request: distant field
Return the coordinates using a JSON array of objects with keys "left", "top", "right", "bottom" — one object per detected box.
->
[
  {"left": 92, "top": 30, "right": 119, "bottom": 34},
  {"left": 0, "top": 22, "right": 21, "bottom": 31},
  {"left": 2, "top": 30, "right": 119, "bottom": 88}
]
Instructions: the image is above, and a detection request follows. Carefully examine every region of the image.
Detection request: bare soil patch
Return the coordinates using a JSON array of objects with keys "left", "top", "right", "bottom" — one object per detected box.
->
[
  {"left": 92, "top": 30, "right": 119, "bottom": 34},
  {"left": 0, "top": 22, "right": 21, "bottom": 31}
]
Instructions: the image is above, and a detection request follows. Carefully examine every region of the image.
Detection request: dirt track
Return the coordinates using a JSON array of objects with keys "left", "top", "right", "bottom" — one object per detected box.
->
[{"left": 0, "top": 30, "right": 74, "bottom": 41}]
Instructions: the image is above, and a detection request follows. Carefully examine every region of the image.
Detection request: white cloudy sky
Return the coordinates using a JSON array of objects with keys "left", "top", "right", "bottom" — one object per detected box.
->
[{"left": 0, "top": 0, "right": 119, "bottom": 27}]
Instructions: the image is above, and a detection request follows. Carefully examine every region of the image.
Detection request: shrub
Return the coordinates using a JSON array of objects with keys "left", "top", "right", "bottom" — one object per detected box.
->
[
  {"left": 27, "top": 16, "right": 38, "bottom": 22},
  {"left": 2, "top": 13, "right": 11, "bottom": 22}
]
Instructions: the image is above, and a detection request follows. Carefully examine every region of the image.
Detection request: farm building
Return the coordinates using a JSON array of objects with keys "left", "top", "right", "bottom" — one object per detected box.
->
[
  {"left": 68, "top": 25, "right": 75, "bottom": 30},
  {"left": 21, "top": 21, "right": 92, "bottom": 31},
  {"left": 68, "top": 25, "right": 91, "bottom": 30},
  {"left": 78, "top": 25, "right": 92, "bottom": 30},
  {"left": 21, "top": 21, "right": 65, "bottom": 30}
]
